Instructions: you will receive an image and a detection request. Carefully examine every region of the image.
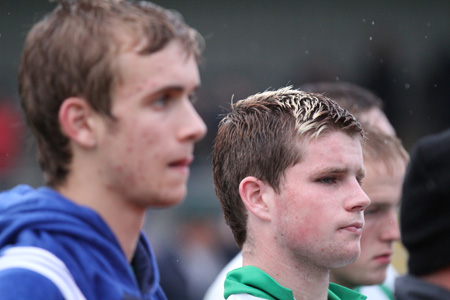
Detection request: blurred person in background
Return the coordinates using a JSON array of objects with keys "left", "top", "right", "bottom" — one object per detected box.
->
[
  {"left": 395, "top": 128, "right": 450, "bottom": 299},
  {"left": 301, "top": 81, "right": 395, "bottom": 136},
  {"left": 330, "top": 127, "right": 408, "bottom": 300},
  {"left": 0, "top": 1, "right": 206, "bottom": 299},
  {"left": 157, "top": 216, "right": 227, "bottom": 300}
]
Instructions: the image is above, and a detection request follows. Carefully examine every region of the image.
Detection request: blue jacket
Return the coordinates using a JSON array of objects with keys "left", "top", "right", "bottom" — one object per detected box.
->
[{"left": 0, "top": 185, "right": 167, "bottom": 300}]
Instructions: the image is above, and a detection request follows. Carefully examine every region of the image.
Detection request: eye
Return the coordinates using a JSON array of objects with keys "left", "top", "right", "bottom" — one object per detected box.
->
[
  {"left": 152, "top": 94, "right": 171, "bottom": 109},
  {"left": 318, "top": 177, "right": 337, "bottom": 184},
  {"left": 364, "top": 207, "right": 379, "bottom": 216},
  {"left": 188, "top": 92, "right": 198, "bottom": 104}
]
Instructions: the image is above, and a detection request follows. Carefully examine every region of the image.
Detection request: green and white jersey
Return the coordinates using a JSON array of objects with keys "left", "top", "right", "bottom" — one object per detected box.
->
[
  {"left": 224, "top": 266, "right": 367, "bottom": 300},
  {"left": 228, "top": 295, "right": 268, "bottom": 300},
  {"left": 355, "top": 265, "right": 397, "bottom": 300}
]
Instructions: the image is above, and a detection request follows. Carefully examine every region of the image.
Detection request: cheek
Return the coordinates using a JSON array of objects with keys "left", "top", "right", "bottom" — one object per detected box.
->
[
  {"left": 136, "top": 128, "right": 163, "bottom": 160},
  {"left": 119, "top": 120, "right": 164, "bottom": 166},
  {"left": 278, "top": 202, "right": 323, "bottom": 242},
  {"left": 360, "top": 223, "right": 376, "bottom": 250},
  {"left": 124, "top": 118, "right": 161, "bottom": 148},
  {"left": 140, "top": 127, "right": 155, "bottom": 143}
]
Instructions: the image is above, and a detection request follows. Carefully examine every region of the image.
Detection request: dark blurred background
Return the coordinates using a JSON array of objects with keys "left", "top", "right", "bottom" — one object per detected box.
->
[{"left": 1, "top": 1, "right": 449, "bottom": 299}]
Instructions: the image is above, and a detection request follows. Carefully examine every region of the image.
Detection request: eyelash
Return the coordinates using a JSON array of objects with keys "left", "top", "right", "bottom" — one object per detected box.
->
[
  {"left": 318, "top": 176, "right": 363, "bottom": 186},
  {"left": 153, "top": 92, "right": 198, "bottom": 108},
  {"left": 153, "top": 95, "right": 171, "bottom": 107},
  {"left": 364, "top": 208, "right": 379, "bottom": 216},
  {"left": 188, "top": 93, "right": 198, "bottom": 104},
  {"left": 318, "top": 177, "right": 337, "bottom": 184}
]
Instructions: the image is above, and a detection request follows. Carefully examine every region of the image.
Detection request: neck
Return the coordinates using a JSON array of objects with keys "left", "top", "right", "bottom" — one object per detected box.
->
[
  {"left": 421, "top": 265, "right": 450, "bottom": 291},
  {"left": 56, "top": 173, "right": 146, "bottom": 262},
  {"left": 329, "top": 271, "right": 356, "bottom": 290},
  {"left": 242, "top": 244, "right": 330, "bottom": 300}
]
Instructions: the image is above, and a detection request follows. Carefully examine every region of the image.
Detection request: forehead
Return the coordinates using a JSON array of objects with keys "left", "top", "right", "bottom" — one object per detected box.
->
[
  {"left": 364, "top": 159, "right": 406, "bottom": 180},
  {"left": 112, "top": 40, "right": 200, "bottom": 98},
  {"left": 362, "top": 161, "right": 405, "bottom": 204},
  {"left": 298, "top": 131, "right": 363, "bottom": 170},
  {"left": 359, "top": 108, "right": 395, "bottom": 135},
  {"left": 119, "top": 40, "right": 197, "bottom": 79}
]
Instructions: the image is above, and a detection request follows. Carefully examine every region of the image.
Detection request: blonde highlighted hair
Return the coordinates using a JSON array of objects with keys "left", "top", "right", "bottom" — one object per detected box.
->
[{"left": 213, "top": 86, "right": 364, "bottom": 248}]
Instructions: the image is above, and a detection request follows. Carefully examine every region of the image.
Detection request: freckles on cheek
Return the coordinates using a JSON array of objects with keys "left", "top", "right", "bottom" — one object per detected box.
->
[
  {"left": 140, "top": 127, "right": 159, "bottom": 144},
  {"left": 294, "top": 225, "right": 314, "bottom": 242},
  {"left": 136, "top": 151, "right": 161, "bottom": 184},
  {"left": 299, "top": 215, "right": 317, "bottom": 238},
  {"left": 126, "top": 145, "right": 134, "bottom": 154},
  {"left": 281, "top": 212, "right": 314, "bottom": 242}
]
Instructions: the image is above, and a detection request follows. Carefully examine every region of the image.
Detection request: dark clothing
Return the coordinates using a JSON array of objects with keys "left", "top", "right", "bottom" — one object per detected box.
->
[
  {"left": 395, "top": 274, "right": 450, "bottom": 300},
  {"left": 400, "top": 128, "right": 450, "bottom": 276}
]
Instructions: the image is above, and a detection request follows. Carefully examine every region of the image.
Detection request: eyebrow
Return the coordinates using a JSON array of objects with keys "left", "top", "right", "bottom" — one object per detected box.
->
[
  {"left": 152, "top": 84, "right": 199, "bottom": 95},
  {"left": 142, "top": 84, "right": 201, "bottom": 103},
  {"left": 312, "top": 166, "right": 365, "bottom": 179}
]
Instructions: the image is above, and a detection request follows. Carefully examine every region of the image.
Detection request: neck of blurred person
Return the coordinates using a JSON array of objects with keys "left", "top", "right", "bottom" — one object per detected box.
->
[{"left": 421, "top": 265, "right": 450, "bottom": 291}]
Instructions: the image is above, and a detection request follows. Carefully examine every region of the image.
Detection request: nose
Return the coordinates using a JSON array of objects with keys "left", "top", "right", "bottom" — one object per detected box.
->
[
  {"left": 178, "top": 99, "right": 207, "bottom": 142},
  {"left": 345, "top": 181, "right": 371, "bottom": 212},
  {"left": 380, "top": 211, "right": 401, "bottom": 242}
]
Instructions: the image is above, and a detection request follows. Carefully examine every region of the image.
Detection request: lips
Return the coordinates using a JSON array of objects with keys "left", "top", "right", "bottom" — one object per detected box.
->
[
  {"left": 340, "top": 221, "right": 364, "bottom": 234},
  {"left": 373, "top": 252, "right": 393, "bottom": 264},
  {"left": 168, "top": 155, "right": 194, "bottom": 168}
]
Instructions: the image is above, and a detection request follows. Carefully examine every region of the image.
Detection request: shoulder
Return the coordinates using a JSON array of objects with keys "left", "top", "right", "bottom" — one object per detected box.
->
[
  {"left": 0, "top": 246, "right": 86, "bottom": 300},
  {"left": 0, "top": 268, "right": 64, "bottom": 300},
  {"left": 204, "top": 252, "right": 243, "bottom": 300}
]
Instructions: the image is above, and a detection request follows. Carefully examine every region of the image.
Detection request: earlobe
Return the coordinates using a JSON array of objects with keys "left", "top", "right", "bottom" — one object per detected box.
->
[
  {"left": 58, "top": 97, "right": 97, "bottom": 148},
  {"left": 239, "top": 177, "right": 272, "bottom": 222}
]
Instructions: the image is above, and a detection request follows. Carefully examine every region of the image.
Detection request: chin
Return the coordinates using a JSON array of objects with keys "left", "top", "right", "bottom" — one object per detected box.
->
[
  {"left": 332, "top": 251, "right": 361, "bottom": 268},
  {"left": 166, "top": 197, "right": 186, "bottom": 207},
  {"left": 356, "top": 277, "right": 385, "bottom": 287},
  {"left": 346, "top": 268, "right": 387, "bottom": 286},
  {"left": 366, "top": 272, "right": 387, "bottom": 285},
  {"left": 155, "top": 190, "right": 187, "bottom": 207}
]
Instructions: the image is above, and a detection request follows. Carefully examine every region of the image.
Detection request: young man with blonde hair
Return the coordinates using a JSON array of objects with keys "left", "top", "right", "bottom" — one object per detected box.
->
[
  {"left": 213, "top": 86, "right": 370, "bottom": 300},
  {"left": 331, "top": 127, "right": 408, "bottom": 299},
  {"left": 0, "top": 1, "right": 206, "bottom": 299},
  {"left": 204, "top": 82, "right": 404, "bottom": 300}
]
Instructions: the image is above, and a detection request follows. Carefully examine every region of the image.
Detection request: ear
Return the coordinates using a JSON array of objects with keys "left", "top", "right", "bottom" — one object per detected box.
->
[
  {"left": 58, "top": 97, "right": 97, "bottom": 148},
  {"left": 239, "top": 176, "right": 273, "bottom": 222}
]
